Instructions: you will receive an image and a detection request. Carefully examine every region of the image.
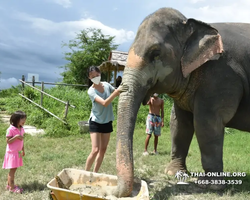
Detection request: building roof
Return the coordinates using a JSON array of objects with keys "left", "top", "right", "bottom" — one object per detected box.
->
[{"left": 99, "top": 50, "right": 128, "bottom": 72}]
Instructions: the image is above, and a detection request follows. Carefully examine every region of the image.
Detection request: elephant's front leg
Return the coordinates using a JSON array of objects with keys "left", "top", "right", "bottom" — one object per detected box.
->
[{"left": 165, "top": 103, "right": 194, "bottom": 175}]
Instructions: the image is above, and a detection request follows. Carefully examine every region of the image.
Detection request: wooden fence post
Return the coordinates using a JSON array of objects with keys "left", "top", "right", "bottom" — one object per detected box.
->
[
  {"left": 22, "top": 75, "right": 25, "bottom": 93},
  {"left": 40, "top": 81, "right": 44, "bottom": 106},
  {"left": 64, "top": 101, "right": 69, "bottom": 119},
  {"left": 114, "top": 69, "right": 117, "bottom": 87},
  {"left": 108, "top": 71, "right": 111, "bottom": 83},
  {"left": 32, "top": 76, "right": 35, "bottom": 87}
]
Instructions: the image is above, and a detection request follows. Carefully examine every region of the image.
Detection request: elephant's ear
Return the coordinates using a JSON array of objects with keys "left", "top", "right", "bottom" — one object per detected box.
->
[{"left": 181, "top": 19, "right": 224, "bottom": 78}]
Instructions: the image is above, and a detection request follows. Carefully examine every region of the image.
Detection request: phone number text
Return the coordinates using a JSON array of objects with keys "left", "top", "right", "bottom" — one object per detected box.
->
[{"left": 195, "top": 180, "right": 243, "bottom": 185}]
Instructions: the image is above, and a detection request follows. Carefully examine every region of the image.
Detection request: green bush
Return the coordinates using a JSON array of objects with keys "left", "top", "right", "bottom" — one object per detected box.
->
[
  {"left": 0, "top": 85, "right": 22, "bottom": 98},
  {"left": 28, "top": 109, "right": 45, "bottom": 127},
  {"left": 24, "top": 87, "right": 40, "bottom": 100},
  {"left": 0, "top": 86, "right": 173, "bottom": 137}
]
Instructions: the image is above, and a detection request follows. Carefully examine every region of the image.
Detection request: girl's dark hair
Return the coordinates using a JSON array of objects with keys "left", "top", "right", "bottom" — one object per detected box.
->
[
  {"left": 88, "top": 66, "right": 101, "bottom": 87},
  {"left": 10, "top": 110, "right": 26, "bottom": 127}
]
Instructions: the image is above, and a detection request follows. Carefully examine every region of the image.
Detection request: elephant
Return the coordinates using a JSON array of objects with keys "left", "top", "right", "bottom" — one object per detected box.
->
[{"left": 114, "top": 7, "right": 250, "bottom": 197}]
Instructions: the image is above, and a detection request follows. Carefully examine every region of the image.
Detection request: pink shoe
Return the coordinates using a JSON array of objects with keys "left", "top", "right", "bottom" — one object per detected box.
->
[
  {"left": 15, "top": 185, "right": 23, "bottom": 192},
  {"left": 7, "top": 185, "right": 23, "bottom": 193},
  {"left": 10, "top": 187, "right": 22, "bottom": 193}
]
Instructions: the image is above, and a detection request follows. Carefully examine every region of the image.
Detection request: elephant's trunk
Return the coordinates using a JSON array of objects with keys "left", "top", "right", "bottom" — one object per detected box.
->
[{"left": 114, "top": 67, "right": 147, "bottom": 197}]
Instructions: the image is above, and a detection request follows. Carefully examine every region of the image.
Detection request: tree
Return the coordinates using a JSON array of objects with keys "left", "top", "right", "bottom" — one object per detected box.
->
[{"left": 60, "top": 28, "right": 118, "bottom": 86}]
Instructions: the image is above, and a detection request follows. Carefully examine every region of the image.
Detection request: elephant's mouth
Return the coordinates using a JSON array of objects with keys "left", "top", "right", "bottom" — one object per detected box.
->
[{"left": 142, "top": 80, "right": 160, "bottom": 105}]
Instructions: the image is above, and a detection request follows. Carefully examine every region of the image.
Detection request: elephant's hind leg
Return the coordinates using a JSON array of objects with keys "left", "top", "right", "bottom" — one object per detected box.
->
[{"left": 165, "top": 103, "right": 194, "bottom": 175}]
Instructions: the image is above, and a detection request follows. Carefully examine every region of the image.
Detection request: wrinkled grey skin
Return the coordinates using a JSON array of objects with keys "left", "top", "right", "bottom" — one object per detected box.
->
[{"left": 113, "top": 7, "right": 250, "bottom": 197}]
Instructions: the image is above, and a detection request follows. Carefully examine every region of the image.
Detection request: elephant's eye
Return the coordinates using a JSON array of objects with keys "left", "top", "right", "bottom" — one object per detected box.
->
[{"left": 149, "top": 49, "right": 161, "bottom": 62}]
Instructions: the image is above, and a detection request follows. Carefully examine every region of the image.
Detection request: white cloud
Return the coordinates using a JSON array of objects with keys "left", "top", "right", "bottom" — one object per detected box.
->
[
  {"left": 143, "top": 0, "right": 250, "bottom": 23},
  {"left": 126, "top": 31, "right": 135, "bottom": 40},
  {"left": 14, "top": 12, "right": 135, "bottom": 44},
  {"left": 189, "top": 0, "right": 205, "bottom": 4},
  {"left": 0, "top": 78, "right": 19, "bottom": 90},
  {"left": 51, "top": 0, "right": 71, "bottom": 8},
  {"left": 185, "top": 2, "right": 250, "bottom": 23}
]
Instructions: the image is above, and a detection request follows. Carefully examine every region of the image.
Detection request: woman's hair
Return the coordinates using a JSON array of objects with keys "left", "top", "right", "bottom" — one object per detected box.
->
[
  {"left": 88, "top": 66, "right": 101, "bottom": 87},
  {"left": 10, "top": 110, "right": 27, "bottom": 127},
  {"left": 88, "top": 66, "right": 101, "bottom": 75}
]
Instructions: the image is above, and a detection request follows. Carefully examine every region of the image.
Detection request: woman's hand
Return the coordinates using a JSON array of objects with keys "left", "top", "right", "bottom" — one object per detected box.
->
[
  {"left": 114, "top": 89, "right": 120, "bottom": 96},
  {"left": 116, "top": 84, "right": 128, "bottom": 94},
  {"left": 114, "top": 85, "right": 123, "bottom": 96}
]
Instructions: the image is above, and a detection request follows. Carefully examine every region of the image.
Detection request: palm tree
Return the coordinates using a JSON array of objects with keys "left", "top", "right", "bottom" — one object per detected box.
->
[
  {"left": 182, "top": 172, "right": 189, "bottom": 182},
  {"left": 175, "top": 171, "right": 183, "bottom": 181}
]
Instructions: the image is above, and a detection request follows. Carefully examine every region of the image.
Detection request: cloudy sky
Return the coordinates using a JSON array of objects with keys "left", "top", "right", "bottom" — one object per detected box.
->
[{"left": 1, "top": 0, "right": 250, "bottom": 90}]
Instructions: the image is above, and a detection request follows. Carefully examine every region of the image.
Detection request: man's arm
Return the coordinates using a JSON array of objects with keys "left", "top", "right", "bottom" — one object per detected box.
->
[{"left": 147, "top": 97, "right": 152, "bottom": 105}]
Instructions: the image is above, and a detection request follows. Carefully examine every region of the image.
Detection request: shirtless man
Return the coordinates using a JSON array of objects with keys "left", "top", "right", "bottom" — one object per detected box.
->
[{"left": 143, "top": 93, "right": 164, "bottom": 156}]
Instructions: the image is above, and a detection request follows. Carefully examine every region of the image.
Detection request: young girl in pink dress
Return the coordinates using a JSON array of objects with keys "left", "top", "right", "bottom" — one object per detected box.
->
[{"left": 2, "top": 110, "right": 26, "bottom": 193}]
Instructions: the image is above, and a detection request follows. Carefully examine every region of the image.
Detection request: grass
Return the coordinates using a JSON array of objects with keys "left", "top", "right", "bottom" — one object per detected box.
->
[
  {"left": 0, "top": 86, "right": 250, "bottom": 199},
  {"left": 0, "top": 123, "right": 250, "bottom": 199}
]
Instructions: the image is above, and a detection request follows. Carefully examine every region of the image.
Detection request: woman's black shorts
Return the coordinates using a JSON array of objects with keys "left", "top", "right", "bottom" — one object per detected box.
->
[{"left": 89, "top": 118, "right": 113, "bottom": 133}]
